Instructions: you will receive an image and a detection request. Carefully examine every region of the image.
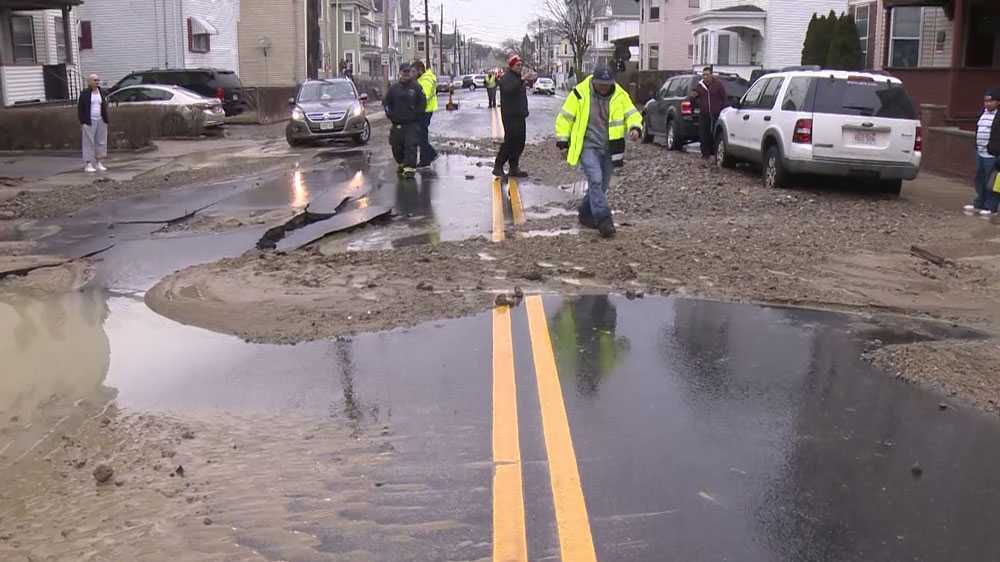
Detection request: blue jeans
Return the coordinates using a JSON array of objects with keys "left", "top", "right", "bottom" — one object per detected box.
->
[
  {"left": 975, "top": 154, "right": 999, "bottom": 212},
  {"left": 578, "top": 147, "right": 613, "bottom": 224},
  {"left": 418, "top": 113, "right": 437, "bottom": 165}
]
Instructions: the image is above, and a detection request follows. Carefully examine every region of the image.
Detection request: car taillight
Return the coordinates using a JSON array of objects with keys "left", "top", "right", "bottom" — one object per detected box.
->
[
  {"left": 914, "top": 125, "right": 923, "bottom": 152},
  {"left": 215, "top": 87, "right": 225, "bottom": 100},
  {"left": 681, "top": 100, "right": 692, "bottom": 115},
  {"left": 793, "top": 119, "right": 813, "bottom": 144}
]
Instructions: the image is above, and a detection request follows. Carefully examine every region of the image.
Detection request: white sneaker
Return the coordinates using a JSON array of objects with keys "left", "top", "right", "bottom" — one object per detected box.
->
[
  {"left": 95, "top": 162, "right": 107, "bottom": 172},
  {"left": 84, "top": 163, "right": 97, "bottom": 173},
  {"left": 978, "top": 209, "right": 995, "bottom": 217},
  {"left": 963, "top": 204, "right": 976, "bottom": 212}
]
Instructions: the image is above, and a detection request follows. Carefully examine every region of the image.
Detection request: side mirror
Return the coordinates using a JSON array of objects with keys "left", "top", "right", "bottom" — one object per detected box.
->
[
  {"left": 731, "top": 101, "right": 742, "bottom": 110},
  {"left": 288, "top": 97, "right": 296, "bottom": 107},
  {"left": 358, "top": 93, "right": 369, "bottom": 102}
]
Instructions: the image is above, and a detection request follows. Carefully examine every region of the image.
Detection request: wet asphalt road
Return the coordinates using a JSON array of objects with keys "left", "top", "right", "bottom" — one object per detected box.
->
[{"left": 5, "top": 88, "right": 1000, "bottom": 561}]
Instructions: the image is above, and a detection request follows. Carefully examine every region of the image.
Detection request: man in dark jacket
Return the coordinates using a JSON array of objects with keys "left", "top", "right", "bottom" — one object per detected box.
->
[
  {"left": 689, "top": 66, "right": 727, "bottom": 160},
  {"left": 493, "top": 54, "right": 536, "bottom": 178},
  {"left": 77, "top": 74, "right": 110, "bottom": 173},
  {"left": 383, "top": 64, "right": 426, "bottom": 178}
]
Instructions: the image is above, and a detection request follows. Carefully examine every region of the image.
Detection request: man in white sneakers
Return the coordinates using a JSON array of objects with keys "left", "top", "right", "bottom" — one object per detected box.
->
[
  {"left": 967, "top": 88, "right": 1000, "bottom": 216},
  {"left": 77, "top": 74, "right": 109, "bottom": 173}
]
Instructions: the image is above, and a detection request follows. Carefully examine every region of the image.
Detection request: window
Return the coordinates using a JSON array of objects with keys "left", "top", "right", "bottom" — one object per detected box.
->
[
  {"left": 740, "top": 78, "right": 766, "bottom": 108},
  {"left": 417, "top": 40, "right": 425, "bottom": 52},
  {"left": 602, "top": 26, "right": 609, "bottom": 42},
  {"left": 657, "top": 78, "right": 672, "bottom": 98},
  {"left": 688, "top": 43, "right": 693, "bottom": 59},
  {"left": 648, "top": 43, "right": 659, "bottom": 70},
  {"left": 345, "top": 51, "right": 354, "bottom": 67},
  {"left": 854, "top": 5, "right": 869, "bottom": 60},
  {"left": 781, "top": 77, "right": 813, "bottom": 111},
  {"left": 188, "top": 18, "right": 210, "bottom": 53},
  {"left": 935, "top": 30, "right": 946, "bottom": 53},
  {"left": 650, "top": 6, "right": 660, "bottom": 21},
  {"left": 689, "top": 0, "right": 699, "bottom": 7},
  {"left": 813, "top": 78, "right": 917, "bottom": 119},
  {"left": 669, "top": 77, "right": 692, "bottom": 97},
  {"left": 700, "top": 34, "right": 709, "bottom": 64},
  {"left": 79, "top": 20, "right": 93, "bottom": 50},
  {"left": 756, "top": 77, "right": 784, "bottom": 110},
  {"left": 889, "top": 7, "right": 921, "bottom": 68},
  {"left": 343, "top": 9, "right": 354, "bottom": 33},
  {"left": 144, "top": 88, "right": 174, "bottom": 101},
  {"left": 563, "top": 44, "right": 568, "bottom": 55},
  {"left": 11, "top": 15, "right": 35, "bottom": 64},
  {"left": 717, "top": 34, "right": 730, "bottom": 65},
  {"left": 54, "top": 16, "right": 66, "bottom": 63}
]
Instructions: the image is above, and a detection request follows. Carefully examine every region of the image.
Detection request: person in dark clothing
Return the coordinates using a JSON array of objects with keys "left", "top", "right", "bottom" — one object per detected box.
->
[
  {"left": 689, "top": 66, "right": 728, "bottom": 160},
  {"left": 77, "top": 74, "right": 110, "bottom": 173},
  {"left": 383, "top": 64, "right": 426, "bottom": 178},
  {"left": 493, "top": 54, "right": 536, "bottom": 178}
]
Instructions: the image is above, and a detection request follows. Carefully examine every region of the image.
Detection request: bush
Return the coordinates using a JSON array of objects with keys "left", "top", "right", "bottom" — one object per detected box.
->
[{"left": 801, "top": 10, "right": 863, "bottom": 70}]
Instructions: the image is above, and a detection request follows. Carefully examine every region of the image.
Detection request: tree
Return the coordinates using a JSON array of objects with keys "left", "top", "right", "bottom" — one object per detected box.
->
[
  {"left": 801, "top": 13, "right": 821, "bottom": 65},
  {"left": 826, "top": 12, "right": 864, "bottom": 70},
  {"left": 545, "top": 0, "right": 594, "bottom": 79},
  {"left": 521, "top": 34, "right": 537, "bottom": 67}
]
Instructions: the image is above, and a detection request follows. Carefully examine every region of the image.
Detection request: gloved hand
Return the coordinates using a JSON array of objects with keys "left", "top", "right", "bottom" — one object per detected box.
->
[{"left": 556, "top": 140, "right": 569, "bottom": 150}]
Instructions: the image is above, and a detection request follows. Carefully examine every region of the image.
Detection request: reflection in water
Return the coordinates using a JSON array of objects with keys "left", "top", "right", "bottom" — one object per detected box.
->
[
  {"left": 550, "top": 295, "right": 630, "bottom": 397},
  {"left": 291, "top": 170, "right": 309, "bottom": 210}
]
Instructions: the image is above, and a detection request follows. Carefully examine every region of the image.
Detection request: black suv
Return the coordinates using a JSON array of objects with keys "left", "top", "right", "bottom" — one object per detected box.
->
[
  {"left": 110, "top": 68, "right": 247, "bottom": 116},
  {"left": 642, "top": 73, "right": 749, "bottom": 150}
]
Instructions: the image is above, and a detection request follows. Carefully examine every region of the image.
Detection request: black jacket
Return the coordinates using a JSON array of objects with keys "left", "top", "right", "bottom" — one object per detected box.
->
[
  {"left": 498, "top": 71, "right": 528, "bottom": 120},
  {"left": 383, "top": 80, "right": 426, "bottom": 125},
  {"left": 989, "top": 112, "right": 1000, "bottom": 158},
  {"left": 77, "top": 88, "right": 109, "bottom": 126}
]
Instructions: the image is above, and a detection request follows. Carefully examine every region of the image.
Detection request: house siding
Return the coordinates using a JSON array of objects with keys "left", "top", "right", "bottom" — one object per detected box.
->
[
  {"left": 763, "top": 0, "right": 848, "bottom": 69},
  {"left": 918, "top": 7, "right": 951, "bottom": 68},
  {"left": 182, "top": 0, "right": 240, "bottom": 72},
  {"left": 639, "top": 0, "right": 697, "bottom": 71},
  {"left": 239, "top": 0, "right": 305, "bottom": 85},
  {"left": 1, "top": 66, "right": 45, "bottom": 104}
]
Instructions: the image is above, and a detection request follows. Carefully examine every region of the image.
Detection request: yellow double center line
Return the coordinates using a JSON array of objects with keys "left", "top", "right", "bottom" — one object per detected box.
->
[
  {"left": 491, "top": 179, "right": 526, "bottom": 243},
  {"left": 492, "top": 296, "right": 597, "bottom": 562}
]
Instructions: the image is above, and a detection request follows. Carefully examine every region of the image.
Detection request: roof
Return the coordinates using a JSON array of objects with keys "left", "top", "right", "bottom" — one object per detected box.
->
[
  {"left": 714, "top": 4, "right": 764, "bottom": 12},
  {"left": 593, "top": 0, "right": 639, "bottom": 18},
  {"left": 0, "top": 0, "right": 81, "bottom": 8},
  {"left": 764, "top": 69, "right": 903, "bottom": 84}
]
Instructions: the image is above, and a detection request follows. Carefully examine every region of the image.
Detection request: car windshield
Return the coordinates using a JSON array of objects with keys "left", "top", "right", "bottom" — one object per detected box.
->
[
  {"left": 298, "top": 82, "right": 355, "bottom": 102},
  {"left": 538, "top": 78, "right": 553, "bottom": 84},
  {"left": 813, "top": 79, "right": 917, "bottom": 119}
]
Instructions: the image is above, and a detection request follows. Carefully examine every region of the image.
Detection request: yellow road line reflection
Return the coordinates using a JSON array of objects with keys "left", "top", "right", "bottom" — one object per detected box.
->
[{"left": 492, "top": 177, "right": 505, "bottom": 242}]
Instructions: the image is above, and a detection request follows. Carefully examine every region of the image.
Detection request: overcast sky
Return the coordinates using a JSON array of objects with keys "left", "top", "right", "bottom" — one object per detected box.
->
[{"left": 415, "top": 0, "right": 544, "bottom": 47}]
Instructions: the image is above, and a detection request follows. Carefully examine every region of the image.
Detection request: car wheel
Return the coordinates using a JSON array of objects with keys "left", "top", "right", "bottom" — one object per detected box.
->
[
  {"left": 665, "top": 120, "right": 679, "bottom": 151},
  {"left": 763, "top": 145, "right": 789, "bottom": 189},
  {"left": 878, "top": 179, "right": 902, "bottom": 196},
  {"left": 641, "top": 115, "right": 653, "bottom": 144},
  {"left": 160, "top": 113, "right": 187, "bottom": 137},
  {"left": 352, "top": 119, "right": 371, "bottom": 145},
  {"left": 716, "top": 134, "right": 735, "bottom": 169}
]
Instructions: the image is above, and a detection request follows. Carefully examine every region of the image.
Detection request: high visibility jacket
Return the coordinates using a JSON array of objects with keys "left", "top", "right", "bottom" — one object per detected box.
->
[
  {"left": 554, "top": 75, "right": 642, "bottom": 167},
  {"left": 485, "top": 74, "right": 496, "bottom": 88},
  {"left": 417, "top": 69, "right": 438, "bottom": 113}
]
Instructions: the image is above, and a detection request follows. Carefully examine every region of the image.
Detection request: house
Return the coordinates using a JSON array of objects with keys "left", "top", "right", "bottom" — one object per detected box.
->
[
  {"left": 77, "top": 0, "right": 240, "bottom": 87},
  {"left": 0, "top": 0, "right": 83, "bottom": 106},
  {"left": 411, "top": 18, "right": 439, "bottom": 72},
  {"left": 688, "top": 0, "right": 848, "bottom": 80},
  {"left": 592, "top": 0, "right": 640, "bottom": 71},
  {"left": 238, "top": 0, "right": 307, "bottom": 86},
  {"left": 638, "top": 0, "right": 699, "bottom": 70},
  {"left": 853, "top": 0, "right": 1000, "bottom": 127}
]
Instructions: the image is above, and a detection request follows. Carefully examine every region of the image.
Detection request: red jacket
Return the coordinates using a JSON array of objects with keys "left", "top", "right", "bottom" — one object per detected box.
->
[{"left": 692, "top": 79, "right": 728, "bottom": 118}]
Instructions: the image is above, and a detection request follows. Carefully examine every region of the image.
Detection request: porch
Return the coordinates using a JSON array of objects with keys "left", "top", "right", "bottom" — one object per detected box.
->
[
  {"left": 0, "top": 0, "right": 82, "bottom": 106},
  {"left": 883, "top": 0, "right": 1000, "bottom": 126},
  {"left": 689, "top": 7, "right": 765, "bottom": 81}
]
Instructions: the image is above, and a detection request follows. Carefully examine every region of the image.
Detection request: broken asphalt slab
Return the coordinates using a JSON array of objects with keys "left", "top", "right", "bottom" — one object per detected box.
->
[{"left": 274, "top": 205, "right": 392, "bottom": 252}]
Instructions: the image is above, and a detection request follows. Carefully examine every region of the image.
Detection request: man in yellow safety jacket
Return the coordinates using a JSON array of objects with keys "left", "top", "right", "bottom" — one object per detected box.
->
[
  {"left": 485, "top": 71, "right": 497, "bottom": 108},
  {"left": 554, "top": 65, "right": 642, "bottom": 238},
  {"left": 413, "top": 60, "right": 439, "bottom": 167}
]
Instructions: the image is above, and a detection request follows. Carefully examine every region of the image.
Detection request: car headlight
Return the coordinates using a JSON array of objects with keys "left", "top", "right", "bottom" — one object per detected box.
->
[
  {"left": 352, "top": 103, "right": 364, "bottom": 117},
  {"left": 291, "top": 107, "right": 305, "bottom": 121}
]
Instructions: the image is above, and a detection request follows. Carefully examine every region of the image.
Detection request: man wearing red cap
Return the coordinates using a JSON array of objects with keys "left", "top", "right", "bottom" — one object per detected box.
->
[{"left": 493, "top": 54, "right": 536, "bottom": 178}]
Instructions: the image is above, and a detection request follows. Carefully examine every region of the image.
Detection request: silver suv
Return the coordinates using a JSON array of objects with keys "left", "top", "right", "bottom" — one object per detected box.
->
[{"left": 715, "top": 69, "right": 922, "bottom": 195}]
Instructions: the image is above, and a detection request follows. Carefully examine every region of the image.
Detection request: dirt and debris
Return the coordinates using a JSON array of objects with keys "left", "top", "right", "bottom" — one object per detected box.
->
[{"left": 92, "top": 464, "right": 114, "bottom": 484}]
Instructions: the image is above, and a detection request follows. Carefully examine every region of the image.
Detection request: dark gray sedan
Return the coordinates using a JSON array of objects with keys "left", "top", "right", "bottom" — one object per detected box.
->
[{"left": 286, "top": 79, "right": 371, "bottom": 147}]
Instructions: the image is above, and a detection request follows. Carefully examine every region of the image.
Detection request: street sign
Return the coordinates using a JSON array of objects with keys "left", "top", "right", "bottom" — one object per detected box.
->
[{"left": 381, "top": 54, "right": 390, "bottom": 66}]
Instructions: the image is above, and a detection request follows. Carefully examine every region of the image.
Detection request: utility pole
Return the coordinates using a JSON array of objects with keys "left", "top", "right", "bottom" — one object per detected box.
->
[
  {"left": 439, "top": 4, "right": 444, "bottom": 75},
  {"left": 453, "top": 20, "right": 458, "bottom": 76},
  {"left": 422, "top": 0, "right": 429, "bottom": 70}
]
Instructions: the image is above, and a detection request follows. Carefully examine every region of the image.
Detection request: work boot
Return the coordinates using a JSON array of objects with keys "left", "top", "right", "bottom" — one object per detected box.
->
[
  {"left": 597, "top": 217, "right": 616, "bottom": 238},
  {"left": 402, "top": 167, "right": 417, "bottom": 178},
  {"left": 578, "top": 213, "right": 597, "bottom": 229},
  {"left": 417, "top": 153, "right": 438, "bottom": 168},
  {"left": 509, "top": 168, "right": 529, "bottom": 178},
  {"left": 492, "top": 165, "right": 505, "bottom": 178},
  {"left": 397, "top": 164, "right": 405, "bottom": 174}
]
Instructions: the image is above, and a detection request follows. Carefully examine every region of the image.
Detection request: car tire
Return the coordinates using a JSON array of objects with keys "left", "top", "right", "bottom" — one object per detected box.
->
[
  {"left": 763, "top": 145, "right": 790, "bottom": 189},
  {"left": 716, "top": 134, "right": 735, "bottom": 169},
  {"left": 352, "top": 119, "right": 371, "bottom": 146},
  {"left": 160, "top": 114, "right": 187, "bottom": 137},
  {"left": 641, "top": 115, "right": 653, "bottom": 144},
  {"left": 665, "top": 120, "right": 679, "bottom": 151},
  {"left": 878, "top": 179, "right": 903, "bottom": 196}
]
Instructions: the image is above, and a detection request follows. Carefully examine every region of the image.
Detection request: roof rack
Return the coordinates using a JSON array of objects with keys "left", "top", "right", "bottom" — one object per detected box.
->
[{"left": 780, "top": 65, "right": 822, "bottom": 72}]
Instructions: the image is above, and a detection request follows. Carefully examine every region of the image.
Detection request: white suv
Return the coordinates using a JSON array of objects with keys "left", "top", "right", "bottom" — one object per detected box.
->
[{"left": 715, "top": 69, "right": 922, "bottom": 195}]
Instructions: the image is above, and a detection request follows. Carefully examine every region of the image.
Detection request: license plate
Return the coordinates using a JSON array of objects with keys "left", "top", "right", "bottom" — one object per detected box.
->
[
  {"left": 853, "top": 131, "right": 877, "bottom": 145},
  {"left": 320, "top": 122, "right": 334, "bottom": 130}
]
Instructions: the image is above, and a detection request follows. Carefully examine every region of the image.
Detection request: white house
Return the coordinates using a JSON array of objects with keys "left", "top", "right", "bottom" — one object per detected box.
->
[
  {"left": 77, "top": 0, "right": 240, "bottom": 87},
  {"left": 638, "top": 0, "right": 699, "bottom": 71},
  {"left": 592, "top": 0, "right": 639, "bottom": 71},
  {"left": 1, "top": 0, "right": 83, "bottom": 106},
  {"left": 688, "top": 0, "right": 848, "bottom": 79}
]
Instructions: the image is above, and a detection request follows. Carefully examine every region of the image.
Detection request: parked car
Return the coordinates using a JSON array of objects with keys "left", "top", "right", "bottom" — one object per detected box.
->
[
  {"left": 437, "top": 77, "right": 453, "bottom": 93},
  {"left": 106, "top": 84, "right": 225, "bottom": 134},
  {"left": 471, "top": 74, "right": 486, "bottom": 89},
  {"left": 285, "top": 78, "right": 371, "bottom": 147},
  {"left": 451, "top": 76, "right": 464, "bottom": 90},
  {"left": 642, "top": 72, "right": 749, "bottom": 150},
  {"left": 110, "top": 68, "right": 247, "bottom": 116},
  {"left": 714, "top": 69, "right": 921, "bottom": 195},
  {"left": 461, "top": 74, "right": 475, "bottom": 89},
  {"left": 533, "top": 77, "right": 556, "bottom": 95}
]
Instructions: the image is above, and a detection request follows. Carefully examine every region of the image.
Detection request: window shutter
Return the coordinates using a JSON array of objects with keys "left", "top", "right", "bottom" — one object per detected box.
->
[
  {"left": 187, "top": 17, "right": 193, "bottom": 51},
  {"left": 206, "top": 33, "right": 211, "bottom": 52},
  {"left": 79, "top": 20, "right": 93, "bottom": 50}
]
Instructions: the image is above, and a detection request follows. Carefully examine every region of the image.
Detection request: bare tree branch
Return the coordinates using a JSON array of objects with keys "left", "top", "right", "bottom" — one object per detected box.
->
[{"left": 545, "top": 0, "right": 594, "bottom": 76}]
